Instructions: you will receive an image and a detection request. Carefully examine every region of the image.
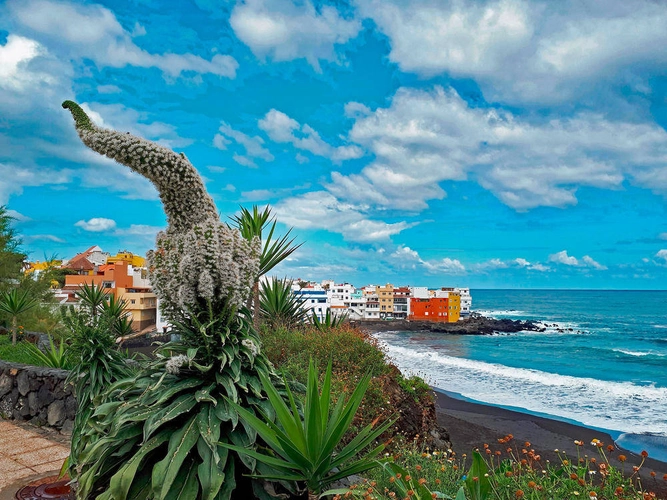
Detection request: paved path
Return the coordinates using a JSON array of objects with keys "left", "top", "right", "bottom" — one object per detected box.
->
[{"left": 0, "top": 420, "right": 69, "bottom": 491}]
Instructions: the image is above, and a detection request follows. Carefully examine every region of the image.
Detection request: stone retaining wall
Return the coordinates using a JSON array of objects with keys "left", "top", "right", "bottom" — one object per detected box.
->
[{"left": 0, "top": 361, "right": 75, "bottom": 434}]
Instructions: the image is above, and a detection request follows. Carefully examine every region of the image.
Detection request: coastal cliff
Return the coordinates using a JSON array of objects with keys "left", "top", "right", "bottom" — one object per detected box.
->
[{"left": 352, "top": 316, "right": 544, "bottom": 335}]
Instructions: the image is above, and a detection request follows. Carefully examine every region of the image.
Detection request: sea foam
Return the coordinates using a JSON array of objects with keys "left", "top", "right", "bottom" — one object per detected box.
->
[{"left": 377, "top": 337, "right": 667, "bottom": 437}]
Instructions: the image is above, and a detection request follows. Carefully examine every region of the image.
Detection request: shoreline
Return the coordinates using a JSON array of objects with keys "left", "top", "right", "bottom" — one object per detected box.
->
[{"left": 434, "top": 389, "right": 667, "bottom": 497}]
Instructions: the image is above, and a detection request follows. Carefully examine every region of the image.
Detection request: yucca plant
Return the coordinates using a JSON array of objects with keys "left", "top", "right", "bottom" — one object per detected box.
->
[
  {"left": 310, "top": 309, "right": 349, "bottom": 332},
  {"left": 221, "top": 360, "right": 395, "bottom": 500},
  {"left": 260, "top": 277, "right": 309, "bottom": 329},
  {"left": 0, "top": 288, "right": 38, "bottom": 344},
  {"left": 76, "top": 282, "right": 109, "bottom": 320},
  {"left": 230, "top": 205, "right": 302, "bottom": 329},
  {"left": 21, "top": 335, "right": 72, "bottom": 369}
]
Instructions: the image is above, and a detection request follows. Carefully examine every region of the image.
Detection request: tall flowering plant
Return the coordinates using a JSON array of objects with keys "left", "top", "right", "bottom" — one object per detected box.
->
[{"left": 62, "top": 101, "right": 286, "bottom": 500}]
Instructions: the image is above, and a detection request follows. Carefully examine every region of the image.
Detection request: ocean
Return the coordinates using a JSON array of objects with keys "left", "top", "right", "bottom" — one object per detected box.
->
[{"left": 374, "top": 289, "right": 667, "bottom": 461}]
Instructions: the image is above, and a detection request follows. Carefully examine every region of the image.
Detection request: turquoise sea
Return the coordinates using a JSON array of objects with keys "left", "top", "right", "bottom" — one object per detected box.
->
[{"left": 374, "top": 290, "right": 667, "bottom": 461}]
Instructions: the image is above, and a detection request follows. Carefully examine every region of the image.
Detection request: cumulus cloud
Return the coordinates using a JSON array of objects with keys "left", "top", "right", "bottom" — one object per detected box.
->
[
  {"left": 75, "top": 217, "right": 117, "bottom": 232},
  {"left": 389, "top": 245, "right": 466, "bottom": 274},
  {"left": 24, "top": 234, "right": 65, "bottom": 243},
  {"left": 549, "top": 250, "right": 607, "bottom": 270},
  {"left": 213, "top": 122, "right": 274, "bottom": 168},
  {"left": 356, "top": 0, "right": 667, "bottom": 104},
  {"left": 274, "top": 191, "right": 414, "bottom": 243},
  {"left": 327, "top": 86, "right": 667, "bottom": 211},
  {"left": 474, "top": 257, "right": 550, "bottom": 272},
  {"left": 656, "top": 249, "right": 667, "bottom": 264},
  {"left": 230, "top": 0, "right": 361, "bottom": 71},
  {"left": 259, "top": 109, "right": 363, "bottom": 161},
  {"left": 8, "top": 0, "right": 238, "bottom": 79}
]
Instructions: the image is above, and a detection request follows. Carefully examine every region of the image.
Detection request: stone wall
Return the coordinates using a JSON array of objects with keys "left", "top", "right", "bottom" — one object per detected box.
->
[{"left": 0, "top": 361, "right": 75, "bottom": 434}]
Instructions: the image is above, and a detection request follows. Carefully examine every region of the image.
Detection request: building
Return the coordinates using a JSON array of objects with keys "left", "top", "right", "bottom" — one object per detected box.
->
[
  {"left": 291, "top": 283, "right": 329, "bottom": 321},
  {"left": 376, "top": 283, "right": 394, "bottom": 319},
  {"left": 362, "top": 286, "right": 380, "bottom": 320},
  {"left": 409, "top": 297, "right": 450, "bottom": 323},
  {"left": 393, "top": 286, "right": 410, "bottom": 319},
  {"left": 63, "top": 254, "right": 157, "bottom": 331}
]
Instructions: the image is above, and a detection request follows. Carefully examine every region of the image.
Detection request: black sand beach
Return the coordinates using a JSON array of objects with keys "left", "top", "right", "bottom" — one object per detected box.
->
[{"left": 435, "top": 390, "right": 667, "bottom": 498}]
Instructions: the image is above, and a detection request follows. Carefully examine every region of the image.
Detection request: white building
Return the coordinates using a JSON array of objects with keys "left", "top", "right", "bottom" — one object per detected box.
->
[
  {"left": 410, "top": 286, "right": 429, "bottom": 299},
  {"left": 362, "top": 286, "right": 380, "bottom": 320},
  {"left": 292, "top": 282, "right": 329, "bottom": 321},
  {"left": 454, "top": 287, "right": 472, "bottom": 317}
]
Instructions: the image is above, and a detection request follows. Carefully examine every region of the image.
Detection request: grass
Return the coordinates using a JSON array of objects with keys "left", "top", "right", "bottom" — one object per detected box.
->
[
  {"left": 260, "top": 324, "right": 434, "bottom": 448},
  {"left": 0, "top": 334, "right": 49, "bottom": 366}
]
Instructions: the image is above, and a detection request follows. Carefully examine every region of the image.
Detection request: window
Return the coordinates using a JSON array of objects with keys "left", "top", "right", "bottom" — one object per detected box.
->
[
  {"left": 140, "top": 298, "right": 144, "bottom": 305},
  {"left": 130, "top": 299, "right": 136, "bottom": 304}
]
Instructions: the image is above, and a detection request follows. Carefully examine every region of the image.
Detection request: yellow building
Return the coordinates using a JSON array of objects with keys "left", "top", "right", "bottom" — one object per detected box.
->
[
  {"left": 376, "top": 283, "right": 394, "bottom": 319},
  {"left": 108, "top": 251, "right": 146, "bottom": 268},
  {"left": 447, "top": 292, "right": 461, "bottom": 322},
  {"left": 117, "top": 287, "right": 158, "bottom": 331}
]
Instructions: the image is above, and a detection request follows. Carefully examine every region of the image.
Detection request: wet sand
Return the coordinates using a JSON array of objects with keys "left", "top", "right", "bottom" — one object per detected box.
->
[{"left": 434, "top": 390, "right": 667, "bottom": 498}]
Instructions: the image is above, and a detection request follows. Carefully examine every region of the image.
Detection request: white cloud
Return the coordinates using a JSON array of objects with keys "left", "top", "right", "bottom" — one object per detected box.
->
[
  {"left": 473, "top": 257, "right": 551, "bottom": 272},
  {"left": 274, "top": 191, "right": 414, "bottom": 243},
  {"left": 549, "top": 250, "right": 579, "bottom": 266},
  {"left": 0, "top": 34, "right": 55, "bottom": 92},
  {"left": 515, "top": 258, "right": 530, "bottom": 267},
  {"left": 213, "top": 122, "right": 274, "bottom": 168},
  {"left": 259, "top": 109, "right": 363, "bottom": 161},
  {"left": 8, "top": 0, "right": 238, "bottom": 79},
  {"left": 75, "top": 217, "right": 117, "bottom": 232},
  {"left": 327, "top": 86, "right": 667, "bottom": 211},
  {"left": 0, "top": 163, "right": 71, "bottom": 205},
  {"left": 582, "top": 255, "right": 608, "bottom": 271},
  {"left": 390, "top": 245, "right": 466, "bottom": 274},
  {"left": 230, "top": 0, "right": 361, "bottom": 71},
  {"left": 115, "top": 224, "right": 163, "bottom": 237},
  {"left": 24, "top": 234, "right": 65, "bottom": 243},
  {"left": 656, "top": 249, "right": 667, "bottom": 264},
  {"left": 6, "top": 209, "right": 30, "bottom": 222},
  {"left": 357, "top": 0, "right": 667, "bottom": 104},
  {"left": 549, "top": 250, "right": 607, "bottom": 270},
  {"left": 241, "top": 183, "right": 309, "bottom": 202}
]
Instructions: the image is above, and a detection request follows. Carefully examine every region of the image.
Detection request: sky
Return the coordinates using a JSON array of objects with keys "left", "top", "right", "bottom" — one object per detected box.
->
[{"left": 1, "top": 0, "right": 667, "bottom": 289}]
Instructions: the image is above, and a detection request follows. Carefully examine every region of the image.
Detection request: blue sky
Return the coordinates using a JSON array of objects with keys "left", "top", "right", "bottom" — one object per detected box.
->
[{"left": 1, "top": 0, "right": 667, "bottom": 289}]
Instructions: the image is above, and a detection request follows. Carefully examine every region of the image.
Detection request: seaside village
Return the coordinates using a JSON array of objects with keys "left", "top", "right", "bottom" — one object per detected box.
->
[{"left": 25, "top": 245, "right": 472, "bottom": 334}]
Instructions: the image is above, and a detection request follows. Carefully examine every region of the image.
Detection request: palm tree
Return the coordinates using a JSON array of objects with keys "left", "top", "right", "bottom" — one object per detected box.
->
[
  {"left": 0, "top": 289, "right": 38, "bottom": 344},
  {"left": 230, "top": 205, "right": 302, "bottom": 329}
]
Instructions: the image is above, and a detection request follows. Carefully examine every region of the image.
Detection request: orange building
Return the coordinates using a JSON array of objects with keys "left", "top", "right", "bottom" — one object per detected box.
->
[
  {"left": 409, "top": 297, "right": 450, "bottom": 323},
  {"left": 64, "top": 260, "right": 157, "bottom": 331}
]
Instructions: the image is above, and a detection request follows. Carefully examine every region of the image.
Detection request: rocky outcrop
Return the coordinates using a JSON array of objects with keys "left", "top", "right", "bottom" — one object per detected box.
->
[
  {"left": 354, "top": 316, "right": 543, "bottom": 335},
  {"left": 0, "top": 361, "right": 75, "bottom": 433}
]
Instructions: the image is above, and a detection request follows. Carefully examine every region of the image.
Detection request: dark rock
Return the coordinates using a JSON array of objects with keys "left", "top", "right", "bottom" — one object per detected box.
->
[
  {"left": 0, "top": 373, "right": 13, "bottom": 397},
  {"left": 28, "top": 392, "right": 40, "bottom": 414},
  {"left": 64, "top": 396, "right": 77, "bottom": 418},
  {"left": 48, "top": 400, "right": 66, "bottom": 426},
  {"left": 37, "top": 384, "right": 55, "bottom": 407},
  {"left": 60, "top": 419, "right": 74, "bottom": 435},
  {"left": 15, "top": 396, "right": 31, "bottom": 417},
  {"left": 353, "top": 316, "right": 543, "bottom": 336},
  {"left": 17, "top": 371, "right": 30, "bottom": 396}
]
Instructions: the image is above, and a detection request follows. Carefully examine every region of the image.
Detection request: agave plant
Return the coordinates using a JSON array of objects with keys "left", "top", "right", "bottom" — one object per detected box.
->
[
  {"left": 21, "top": 335, "right": 72, "bottom": 369},
  {"left": 260, "top": 277, "right": 309, "bottom": 329},
  {"left": 221, "top": 360, "right": 395, "bottom": 500},
  {"left": 310, "top": 309, "right": 349, "bottom": 332}
]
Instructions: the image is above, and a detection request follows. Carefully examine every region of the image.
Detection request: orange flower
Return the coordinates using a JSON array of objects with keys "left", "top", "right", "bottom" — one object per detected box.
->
[
  {"left": 570, "top": 473, "right": 578, "bottom": 480},
  {"left": 607, "top": 445, "right": 614, "bottom": 452},
  {"left": 618, "top": 455, "right": 627, "bottom": 462},
  {"left": 528, "top": 481, "right": 536, "bottom": 489},
  {"left": 650, "top": 471, "right": 656, "bottom": 477},
  {"left": 641, "top": 450, "right": 649, "bottom": 458},
  {"left": 418, "top": 478, "right": 427, "bottom": 485},
  {"left": 505, "top": 471, "right": 513, "bottom": 477},
  {"left": 515, "top": 490, "right": 524, "bottom": 498},
  {"left": 524, "top": 442, "right": 531, "bottom": 447},
  {"left": 663, "top": 474, "right": 667, "bottom": 481}
]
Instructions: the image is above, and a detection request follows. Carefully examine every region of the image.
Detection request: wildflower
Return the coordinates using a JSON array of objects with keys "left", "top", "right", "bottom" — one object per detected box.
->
[
  {"left": 563, "top": 460, "right": 569, "bottom": 466},
  {"left": 241, "top": 338, "right": 259, "bottom": 357},
  {"left": 663, "top": 474, "right": 667, "bottom": 481},
  {"left": 570, "top": 473, "right": 579, "bottom": 480},
  {"left": 435, "top": 479, "right": 441, "bottom": 485},
  {"left": 574, "top": 440, "right": 583, "bottom": 446},
  {"left": 528, "top": 481, "right": 536, "bottom": 489},
  {"left": 607, "top": 445, "right": 614, "bottom": 452},
  {"left": 641, "top": 450, "right": 649, "bottom": 458},
  {"left": 589, "top": 492, "right": 597, "bottom": 498},
  {"left": 418, "top": 478, "right": 427, "bottom": 485},
  {"left": 618, "top": 455, "right": 627, "bottom": 462},
  {"left": 415, "top": 465, "right": 422, "bottom": 471},
  {"left": 573, "top": 492, "right": 580, "bottom": 496},
  {"left": 524, "top": 441, "right": 531, "bottom": 447},
  {"left": 515, "top": 490, "right": 524, "bottom": 498},
  {"left": 505, "top": 472, "right": 513, "bottom": 477},
  {"left": 650, "top": 471, "right": 656, "bottom": 477}
]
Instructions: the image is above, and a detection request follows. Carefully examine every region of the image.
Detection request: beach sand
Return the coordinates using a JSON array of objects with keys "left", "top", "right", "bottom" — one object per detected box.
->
[{"left": 434, "top": 390, "right": 667, "bottom": 498}]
